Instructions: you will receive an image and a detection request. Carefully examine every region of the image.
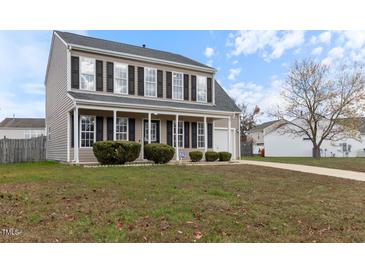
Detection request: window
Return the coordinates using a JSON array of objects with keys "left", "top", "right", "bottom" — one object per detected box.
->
[
  {"left": 172, "top": 72, "right": 183, "bottom": 100},
  {"left": 197, "top": 122, "right": 205, "bottom": 148},
  {"left": 144, "top": 67, "right": 157, "bottom": 97},
  {"left": 116, "top": 117, "right": 128, "bottom": 140},
  {"left": 197, "top": 76, "right": 207, "bottom": 102},
  {"left": 80, "top": 116, "right": 95, "bottom": 147},
  {"left": 173, "top": 121, "right": 184, "bottom": 148},
  {"left": 144, "top": 122, "right": 157, "bottom": 142},
  {"left": 114, "top": 63, "right": 128, "bottom": 94},
  {"left": 80, "top": 57, "right": 95, "bottom": 91}
]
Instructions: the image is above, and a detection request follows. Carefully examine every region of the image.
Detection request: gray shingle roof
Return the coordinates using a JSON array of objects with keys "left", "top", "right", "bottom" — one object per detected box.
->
[
  {"left": 250, "top": 120, "right": 281, "bottom": 132},
  {"left": 55, "top": 31, "right": 212, "bottom": 70},
  {"left": 0, "top": 118, "right": 45, "bottom": 128},
  {"left": 68, "top": 81, "right": 240, "bottom": 113}
]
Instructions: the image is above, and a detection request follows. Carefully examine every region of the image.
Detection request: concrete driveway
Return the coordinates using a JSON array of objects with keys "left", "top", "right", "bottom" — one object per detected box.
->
[{"left": 239, "top": 160, "right": 365, "bottom": 182}]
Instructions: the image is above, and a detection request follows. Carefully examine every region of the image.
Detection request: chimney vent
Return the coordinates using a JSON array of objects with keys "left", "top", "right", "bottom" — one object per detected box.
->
[{"left": 142, "top": 44, "right": 146, "bottom": 48}]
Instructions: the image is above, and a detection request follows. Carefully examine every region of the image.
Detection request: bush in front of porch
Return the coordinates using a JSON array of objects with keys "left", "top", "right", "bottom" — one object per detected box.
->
[
  {"left": 144, "top": 144, "right": 175, "bottom": 164},
  {"left": 189, "top": 151, "right": 203, "bottom": 162},
  {"left": 93, "top": 141, "right": 141, "bottom": 165},
  {"left": 205, "top": 151, "right": 219, "bottom": 162}
]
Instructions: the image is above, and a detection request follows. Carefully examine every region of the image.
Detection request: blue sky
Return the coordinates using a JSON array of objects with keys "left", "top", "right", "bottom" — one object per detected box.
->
[{"left": 1, "top": 30, "right": 365, "bottom": 122}]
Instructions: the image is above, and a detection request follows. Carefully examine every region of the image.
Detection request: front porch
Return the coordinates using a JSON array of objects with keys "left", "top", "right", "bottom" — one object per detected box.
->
[{"left": 67, "top": 105, "right": 235, "bottom": 164}]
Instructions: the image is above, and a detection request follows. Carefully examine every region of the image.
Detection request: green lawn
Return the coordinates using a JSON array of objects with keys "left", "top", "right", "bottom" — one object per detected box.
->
[
  {"left": 242, "top": 156, "right": 365, "bottom": 173},
  {"left": 1, "top": 161, "right": 365, "bottom": 243}
]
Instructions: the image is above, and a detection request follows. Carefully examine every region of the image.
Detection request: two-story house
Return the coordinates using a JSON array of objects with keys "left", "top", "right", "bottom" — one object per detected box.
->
[{"left": 45, "top": 31, "right": 240, "bottom": 163}]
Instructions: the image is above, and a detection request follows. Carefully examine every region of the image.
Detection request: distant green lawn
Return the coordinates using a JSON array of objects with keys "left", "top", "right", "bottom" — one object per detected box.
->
[
  {"left": 242, "top": 156, "right": 365, "bottom": 173},
  {"left": 1, "top": 161, "right": 365, "bottom": 243}
]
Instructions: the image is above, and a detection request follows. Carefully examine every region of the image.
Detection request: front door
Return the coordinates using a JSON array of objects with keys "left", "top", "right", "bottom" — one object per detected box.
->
[{"left": 143, "top": 120, "right": 160, "bottom": 144}]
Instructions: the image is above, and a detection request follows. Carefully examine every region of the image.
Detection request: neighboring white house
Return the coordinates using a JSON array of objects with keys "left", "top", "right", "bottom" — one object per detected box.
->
[
  {"left": 265, "top": 118, "right": 365, "bottom": 157},
  {"left": 247, "top": 120, "right": 285, "bottom": 154},
  {"left": 0, "top": 118, "right": 46, "bottom": 139}
]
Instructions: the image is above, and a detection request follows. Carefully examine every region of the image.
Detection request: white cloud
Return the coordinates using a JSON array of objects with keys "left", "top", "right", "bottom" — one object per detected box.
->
[
  {"left": 227, "top": 68, "right": 241, "bottom": 81},
  {"left": 322, "top": 46, "right": 345, "bottom": 65},
  {"left": 311, "top": 46, "right": 323, "bottom": 56},
  {"left": 228, "top": 30, "right": 305, "bottom": 61},
  {"left": 204, "top": 47, "right": 214, "bottom": 58},
  {"left": 318, "top": 31, "right": 332, "bottom": 44},
  {"left": 342, "top": 30, "right": 365, "bottom": 49}
]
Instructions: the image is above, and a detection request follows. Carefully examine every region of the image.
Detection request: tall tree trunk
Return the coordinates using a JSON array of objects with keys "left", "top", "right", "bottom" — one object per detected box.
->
[{"left": 312, "top": 145, "right": 321, "bottom": 159}]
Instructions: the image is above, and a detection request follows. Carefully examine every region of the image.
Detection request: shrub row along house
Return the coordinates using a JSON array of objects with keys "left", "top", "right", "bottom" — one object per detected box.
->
[{"left": 45, "top": 31, "right": 240, "bottom": 163}]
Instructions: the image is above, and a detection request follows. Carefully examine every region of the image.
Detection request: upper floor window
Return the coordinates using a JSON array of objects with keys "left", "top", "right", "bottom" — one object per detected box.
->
[
  {"left": 80, "top": 57, "right": 95, "bottom": 91},
  {"left": 197, "top": 76, "right": 207, "bottom": 102},
  {"left": 114, "top": 63, "right": 128, "bottom": 94},
  {"left": 116, "top": 117, "right": 128, "bottom": 140},
  {"left": 197, "top": 122, "right": 205, "bottom": 148},
  {"left": 80, "top": 116, "right": 95, "bottom": 147},
  {"left": 172, "top": 72, "right": 183, "bottom": 100},
  {"left": 144, "top": 67, "right": 157, "bottom": 97},
  {"left": 173, "top": 121, "right": 184, "bottom": 148}
]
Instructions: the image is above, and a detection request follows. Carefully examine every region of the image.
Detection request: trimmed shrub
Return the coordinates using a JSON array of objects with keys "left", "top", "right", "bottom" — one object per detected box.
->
[
  {"left": 205, "top": 151, "right": 219, "bottom": 162},
  {"left": 189, "top": 151, "right": 203, "bottom": 162},
  {"left": 144, "top": 143, "right": 175, "bottom": 164},
  {"left": 93, "top": 141, "right": 141, "bottom": 165},
  {"left": 218, "top": 151, "right": 232, "bottom": 161},
  {"left": 115, "top": 141, "right": 141, "bottom": 164}
]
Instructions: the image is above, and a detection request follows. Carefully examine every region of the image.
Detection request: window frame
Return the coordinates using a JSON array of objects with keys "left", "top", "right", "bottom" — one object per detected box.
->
[
  {"left": 114, "top": 62, "right": 129, "bottom": 95},
  {"left": 79, "top": 56, "right": 96, "bottom": 92},
  {"left": 172, "top": 71, "right": 184, "bottom": 101},
  {"left": 116, "top": 117, "right": 129, "bottom": 141},
  {"left": 197, "top": 122, "right": 205, "bottom": 149},
  {"left": 79, "top": 115, "right": 96, "bottom": 148},
  {"left": 197, "top": 75, "right": 207, "bottom": 103},
  {"left": 144, "top": 67, "right": 157, "bottom": 97},
  {"left": 173, "top": 120, "right": 184, "bottom": 148}
]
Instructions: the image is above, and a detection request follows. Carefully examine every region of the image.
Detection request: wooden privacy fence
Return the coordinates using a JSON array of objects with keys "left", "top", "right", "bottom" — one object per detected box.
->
[{"left": 0, "top": 136, "right": 46, "bottom": 164}]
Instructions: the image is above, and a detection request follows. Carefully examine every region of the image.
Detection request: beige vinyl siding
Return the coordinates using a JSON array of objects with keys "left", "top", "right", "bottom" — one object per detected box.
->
[
  {"left": 70, "top": 49, "right": 213, "bottom": 104},
  {"left": 45, "top": 35, "right": 73, "bottom": 161}
]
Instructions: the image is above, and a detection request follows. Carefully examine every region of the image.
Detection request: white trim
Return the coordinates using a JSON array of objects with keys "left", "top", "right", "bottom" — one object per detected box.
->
[
  {"left": 66, "top": 48, "right": 71, "bottom": 91},
  {"left": 204, "top": 116, "right": 208, "bottom": 152},
  {"left": 172, "top": 71, "right": 184, "bottom": 101},
  {"left": 228, "top": 116, "right": 231, "bottom": 154},
  {"left": 115, "top": 116, "right": 129, "bottom": 141},
  {"left": 144, "top": 67, "right": 157, "bottom": 98},
  {"left": 67, "top": 112, "right": 70, "bottom": 162},
  {"left": 79, "top": 56, "right": 96, "bottom": 92},
  {"left": 79, "top": 115, "right": 96, "bottom": 148},
  {"left": 212, "top": 73, "right": 216, "bottom": 105},
  {"left": 143, "top": 117, "right": 161, "bottom": 144},
  {"left": 113, "top": 110, "right": 117, "bottom": 141},
  {"left": 197, "top": 121, "right": 205, "bottom": 149},
  {"left": 69, "top": 43, "right": 216, "bottom": 74},
  {"left": 114, "top": 62, "right": 128, "bottom": 95},
  {"left": 73, "top": 108, "right": 79, "bottom": 163}
]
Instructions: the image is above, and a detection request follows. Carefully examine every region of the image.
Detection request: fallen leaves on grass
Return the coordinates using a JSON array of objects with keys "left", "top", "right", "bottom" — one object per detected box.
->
[
  {"left": 115, "top": 222, "right": 123, "bottom": 230},
  {"left": 194, "top": 231, "right": 203, "bottom": 240}
]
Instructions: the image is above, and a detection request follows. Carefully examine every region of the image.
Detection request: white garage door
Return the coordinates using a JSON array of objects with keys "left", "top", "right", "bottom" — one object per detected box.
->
[{"left": 214, "top": 128, "right": 236, "bottom": 159}]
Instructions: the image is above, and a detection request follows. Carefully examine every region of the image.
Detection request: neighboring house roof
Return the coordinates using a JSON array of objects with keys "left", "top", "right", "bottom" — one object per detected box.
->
[
  {"left": 249, "top": 120, "right": 282, "bottom": 132},
  {"left": 55, "top": 31, "right": 212, "bottom": 70},
  {"left": 68, "top": 81, "right": 240, "bottom": 113},
  {"left": 0, "top": 118, "right": 45, "bottom": 128}
]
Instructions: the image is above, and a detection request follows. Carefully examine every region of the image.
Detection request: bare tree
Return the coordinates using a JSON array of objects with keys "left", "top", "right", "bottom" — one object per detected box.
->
[
  {"left": 274, "top": 59, "right": 365, "bottom": 158},
  {"left": 239, "top": 103, "right": 261, "bottom": 139}
]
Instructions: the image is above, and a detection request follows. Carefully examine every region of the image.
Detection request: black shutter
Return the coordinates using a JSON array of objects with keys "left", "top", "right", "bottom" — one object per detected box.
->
[
  {"left": 128, "top": 65, "right": 135, "bottom": 95},
  {"left": 207, "top": 78, "right": 212, "bottom": 103},
  {"left": 156, "top": 121, "right": 160, "bottom": 143},
  {"left": 128, "top": 118, "right": 135, "bottom": 141},
  {"left": 96, "top": 116, "right": 103, "bottom": 141},
  {"left": 107, "top": 62, "right": 114, "bottom": 92},
  {"left": 191, "top": 122, "right": 197, "bottom": 148},
  {"left": 166, "top": 71, "right": 172, "bottom": 99},
  {"left": 167, "top": 120, "right": 173, "bottom": 146},
  {"left": 71, "top": 56, "right": 79, "bottom": 89},
  {"left": 107, "top": 117, "right": 113, "bottom": 140},
  {"left": 184, "top": 122, "right": 190, "bottom": 148},
  {"left": 138, "top": 67, "right": 144, "bottom": 96},
  {"left": 70, "top": 113, "right": 74, "bottom": 148},
  {"left": 157, "top": 70, "right": 163, "bottom": 98},
  {"left": 184, "top": 74, "right": 189, "bottom": 100},
  {"left": 208, "top": 123, "right": 213, "bottom": 149},
  {"left": 96, "top": 60, "right": 103, "bottom": 91},
  {"left": 191, "top": 75, "right": 196, "bottom": 101}
]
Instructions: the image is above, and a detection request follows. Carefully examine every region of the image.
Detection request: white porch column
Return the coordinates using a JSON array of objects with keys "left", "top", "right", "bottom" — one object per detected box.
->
[
  {"left": 227, "top": 116, "right": 231, "bottom": 153},
  {"left": 204, "top": 116, "right": 208, "bottom": 152},
  {"left": 73, "top": 107, "right": 79, "bottom": 164},
  {"left": 148, "top": 112, "right": 152, "bottom": 144},
  {"left": 175, "top": 114, "right": 179, "bottom": 161},
  {"left": 113, "top": 110, "right": 117, "bottom": 141},
  {"left": 67, "top": 112, "right": 70, "bottom": 162}
]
